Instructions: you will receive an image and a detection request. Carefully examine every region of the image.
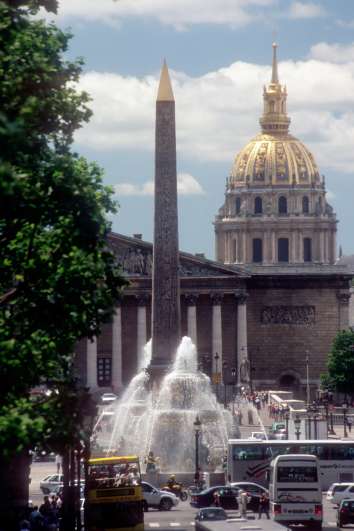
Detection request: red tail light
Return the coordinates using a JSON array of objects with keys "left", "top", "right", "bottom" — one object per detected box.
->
[
  {"left": 192, "top": 496, "right": 196, "bottom": 502},
  {"left": 341, "top": 507, "right": 349, "bottom": 514},
  {"left": 315, "top": 505, "right": 322, "bottom": 516},
  {"left": 274, "top": 504, "right": 281, "bottom": 515}
]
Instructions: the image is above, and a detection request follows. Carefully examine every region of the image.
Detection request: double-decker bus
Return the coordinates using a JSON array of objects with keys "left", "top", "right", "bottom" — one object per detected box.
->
[
  {"left": 228, "top": 439, "right": 354, "bottom": 490},
  {"left": 85, "top": 455, "right": 144, "bottom": 531}
]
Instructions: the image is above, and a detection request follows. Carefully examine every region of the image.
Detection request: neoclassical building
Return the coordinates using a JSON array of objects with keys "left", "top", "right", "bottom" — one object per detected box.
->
[
  {"left": 75, "top": 46, "right": 352, "bottom": 399},
  {"left": 215, "top": 44, "right": 337, "bottom": 266}
]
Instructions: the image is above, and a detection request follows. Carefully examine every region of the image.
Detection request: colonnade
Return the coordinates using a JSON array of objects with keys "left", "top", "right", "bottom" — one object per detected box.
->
[{"left": 86, "top": 292, "right": 248, "bottom": 392}]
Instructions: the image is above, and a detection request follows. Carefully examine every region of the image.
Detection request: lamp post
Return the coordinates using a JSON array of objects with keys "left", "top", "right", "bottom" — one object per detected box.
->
[
  {"left": 223, "top": 361, "right": 228, "bottom": 408},
  {"left": 194, "top": 415, "right": 202, "bottom": 485},
  {"left": 231, "top": 367, "right": 236, "bottom": 400},
  {"left": 285, "top": 412, "right": 290, "bottom": 440},
  {"left": 343, "top": 403, "right": 348, "bottom": 438},
  {"left": 294, "top": 414, "right": 301, "bottom": 440},
  {"left": 306, "top": 351, "right": 310, "bottom": 408},
  {"left": 214, "top": 352, "right": 220, "bottom": 401}
]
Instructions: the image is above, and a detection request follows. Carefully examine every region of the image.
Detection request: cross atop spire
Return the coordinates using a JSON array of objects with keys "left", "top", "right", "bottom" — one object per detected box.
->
[
  {"left": 271, "top": 42, "right": 279, "bottom": 84},
  {"left": 157, "top": 59, "right": 174, "bottom": 102}
]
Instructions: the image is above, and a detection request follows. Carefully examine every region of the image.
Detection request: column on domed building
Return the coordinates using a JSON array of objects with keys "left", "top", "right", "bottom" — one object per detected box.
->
[
  {"left": 112, "top": 305, "right": 123, "bottom": 392},
  {"left": 87, "top": 336, "right": 97, "bottom": 390},
  {"left": 237, "top": 294, "right": 248, "bottom": 386},
  {"left": 211, "top": 293, "right": 223, "bottom": 379},
  {"left": 185, "top": 294, "right": 198, "bottom": 346},
  {"left": 136, "top": 295, "right": 148, "bottom": 370}
]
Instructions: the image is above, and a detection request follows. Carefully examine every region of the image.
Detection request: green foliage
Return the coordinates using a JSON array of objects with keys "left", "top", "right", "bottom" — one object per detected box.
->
[
  {"left": 323, "top": 329, "right": 354, "bottom": 396},
  {"left": 0, "top": 0, "right": 126, "bottom": 455}
]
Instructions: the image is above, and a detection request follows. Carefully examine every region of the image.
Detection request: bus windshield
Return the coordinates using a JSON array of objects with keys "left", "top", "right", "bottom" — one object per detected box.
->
[
  {"left": 277, "top": 466, "right": 318, "bottom": 483},
  {"left": 88, "top": 460, "right": 141, "bottom": 489}
]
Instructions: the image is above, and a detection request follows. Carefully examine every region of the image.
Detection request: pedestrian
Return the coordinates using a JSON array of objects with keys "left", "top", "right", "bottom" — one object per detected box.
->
[
  {"left": 55, "top": 454, "right": 62, "bottom": 475},
  {"left": 258, "top": 493, "right": 270, "bottom": 519},
  {"left": 213, "top": 490, "right": 221, "bottom": 507},
  {"left": 19, "top": 520, "right": 31, "bottom": 531},
  {"left": 238, "top": 489, "right": 248, "bottom": 518},
  {"left": 29, "top": 506, "right": 45, "bottom": 530}
]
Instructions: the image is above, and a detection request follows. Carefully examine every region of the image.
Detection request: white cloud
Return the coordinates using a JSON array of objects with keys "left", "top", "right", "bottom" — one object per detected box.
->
[
  {"left": 76, "top": 54, "right": 354, "bottom": 174},
  {"left": 309, "top": 42, "right": 354, "bottom": 63},
  {"left": 288, "top": 1, "right": 326, "bottom": 19},
  {"left": 41, "top": 0, "right": 275, "bottom": 29},
  {"left": 114, "top": 173, "right": 205, "bottom": 196}
]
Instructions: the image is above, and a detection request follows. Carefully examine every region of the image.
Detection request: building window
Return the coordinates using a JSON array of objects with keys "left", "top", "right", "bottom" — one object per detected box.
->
[
  {"left": 252, "top": 238, "right": 263, "bottom": 263},
  {"left": 278, "top": 196, "right": 287, "bottom": 214},
  {"left": 278, "top": 238, "right": 289, "bottom": 262},
  {"left": 235, "top": 197, "right": 241, "bottom": 215},
  {"left": 254, "top": 196, "right": 263, "bottom": 214},
  {"left": 302, "top": 196, "right": 309, "bottom": 214},
  {"left": 303, "top": 238, "right": 312, "bottom": 262},
  {"left": 97, "top": 357, "right": 112, "bottom": 387}
]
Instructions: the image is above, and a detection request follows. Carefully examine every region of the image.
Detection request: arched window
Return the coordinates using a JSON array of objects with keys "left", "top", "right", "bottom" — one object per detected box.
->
[
  {"left": 278, "top": 238, "right": 289, "bottom": 262},
  {"left": 302, "top": 196, "right": 309, "bottom": 214},
  {"left": 269, "top": 101, "right": 275, "bottom": 113},
  {"left": 278, "top": 196, "right": 287, "bottom": 214},
  {"left": 254, "top": 196, "right": 263, "bottom": 214},
  {"left": 252, "top": 239, "right": 263, "bottom": 263},
  {"left": 303, "top": 238, "right": 312, "bottom": 262},
  {"left": 235, "top": 197, "right": 241, "bottom": 215}
]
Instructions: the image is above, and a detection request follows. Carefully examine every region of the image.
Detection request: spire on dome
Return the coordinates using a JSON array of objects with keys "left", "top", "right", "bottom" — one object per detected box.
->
[
  {"left": 157, "top": 59, "right": 174, "bottom": 102},
  {"left": 271, "top": 42, "right": 279, "bottom": 84}
]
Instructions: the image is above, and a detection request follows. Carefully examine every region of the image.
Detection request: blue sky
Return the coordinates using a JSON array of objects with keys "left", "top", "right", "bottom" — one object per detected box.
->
[{"left": 45, "top": 0, "right": 354, "bottom": 258}]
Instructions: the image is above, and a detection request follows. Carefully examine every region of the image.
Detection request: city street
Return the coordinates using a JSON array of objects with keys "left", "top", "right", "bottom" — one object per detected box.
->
[{"left": 30, "top": 462, "right": 343, "bottom": 530}]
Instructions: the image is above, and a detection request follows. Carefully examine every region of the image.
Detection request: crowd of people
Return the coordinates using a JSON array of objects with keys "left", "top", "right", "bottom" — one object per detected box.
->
[
  {"left": 268, "top": 401, "right": 290, "bottom": 420},
  {"left": 19, "top": 495, "right": 62, "bottom": 531}
]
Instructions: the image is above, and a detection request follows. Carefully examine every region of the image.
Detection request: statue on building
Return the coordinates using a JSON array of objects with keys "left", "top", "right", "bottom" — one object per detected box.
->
[{"left": 239, "top": 356, "right": 250, "bottom": 383}]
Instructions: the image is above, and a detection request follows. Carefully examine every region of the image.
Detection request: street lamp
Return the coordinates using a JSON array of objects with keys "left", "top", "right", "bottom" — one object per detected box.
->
[
  {"left": 343, "top": 403, "right": 348, "bottom": 438},
  {"left": 285, "top": 412, "right": 290, "bottom": 440},
  {"left": 231, "top": 367, "right": 236, "bottom": 400},
  {"left": 306, "top": 351, "right": 310, "bottom": 408},
  {"left": 294, "top": 414, "right": 301, "bottom": 440},
  {"left": 223, "top": 361, "right": 228, "bottom": 409},
  {"left": 214, "top": 352, "right": 220, "bottom": 400},
  {"left": 194, "top": 415, "right": 202, "bottom": 485}
]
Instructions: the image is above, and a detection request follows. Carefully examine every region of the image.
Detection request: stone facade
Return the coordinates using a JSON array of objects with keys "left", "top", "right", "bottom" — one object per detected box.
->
[{"left": 74, "top": 233, "right": 352, "bottom": 399}]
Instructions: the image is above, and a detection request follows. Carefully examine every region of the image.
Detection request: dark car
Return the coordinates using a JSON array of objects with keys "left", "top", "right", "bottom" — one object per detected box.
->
[
  {"left": 190, "top": 483, "right": 267, "bottom": 511},
  {"left": 195, "top": 507, "right": 228, "bottom": 521},
  {"left": 337, "top": 499, "right": 354, "bottom": 527}
]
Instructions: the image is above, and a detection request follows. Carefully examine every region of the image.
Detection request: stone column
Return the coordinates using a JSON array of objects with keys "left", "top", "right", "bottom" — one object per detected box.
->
[
  {"left": 337, "top": 291, "right": 351, "bottom": 330},
  {"left": 87, "top": 336, "right": 98, "bottom": 390},
  {"left": 237, "top": 294, "right": 248, "bottom": 386},
  {"left": 186, "top": 294, "right": 198, "bottom": 346},
  {"left": 137, "top": 295, "right": 148, "bottom": 371},
  {"left": 112, "top": 306, "right": 123, "bottom": 392},
  {"left": 211, "top": 293, "right": 223, "bottom": 375},
  {"left": 319, "top": 230, "right": 325, "bottom": 262},
  {"left": 291, "top": 232, "right": 296, "bottom": 263},
  {"left": 271, "top": 232, "right": 276, "bottom": 263},
  {"left": 242, "top": 232, "right": 247, "bottom": 264}
]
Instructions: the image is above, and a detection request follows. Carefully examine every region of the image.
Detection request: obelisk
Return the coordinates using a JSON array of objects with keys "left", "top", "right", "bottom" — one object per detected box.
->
[{"left": 149, "top": 60, "right": 181, "bottom": 380}]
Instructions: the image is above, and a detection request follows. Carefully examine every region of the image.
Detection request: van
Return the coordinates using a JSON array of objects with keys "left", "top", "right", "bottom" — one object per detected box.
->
[{"left": 326, "top": 482, "right": 354, "bottom": 506}]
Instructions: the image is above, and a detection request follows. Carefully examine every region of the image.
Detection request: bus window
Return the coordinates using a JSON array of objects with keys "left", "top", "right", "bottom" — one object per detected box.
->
[
  {"left": 233, "top": 445, "right": 265, "bottom": 461},
  {"left": 277, "top": 466, "right": 318, "bottom": 483}
]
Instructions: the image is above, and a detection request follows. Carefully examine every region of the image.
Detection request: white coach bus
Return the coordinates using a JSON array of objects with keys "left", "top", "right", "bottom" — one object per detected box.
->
[
  {"left": 269, "top": 454, "right": 322, "bottom": 529},
  {"left": 227, "top": 439, "right": 354, "bottom": 490}
]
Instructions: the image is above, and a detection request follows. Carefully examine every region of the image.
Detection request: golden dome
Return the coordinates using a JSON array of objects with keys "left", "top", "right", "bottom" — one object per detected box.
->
[
  {"left": 230, "top": 43, "right": 321, "bottom": 188},
  {"left": 230, "top": 132, "right": 321, "bottom": 186}
]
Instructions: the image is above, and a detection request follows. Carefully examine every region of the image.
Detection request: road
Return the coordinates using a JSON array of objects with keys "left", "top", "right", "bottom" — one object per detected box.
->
[{"left": 30, "top": 462, "right": 341, "bottom": 530}]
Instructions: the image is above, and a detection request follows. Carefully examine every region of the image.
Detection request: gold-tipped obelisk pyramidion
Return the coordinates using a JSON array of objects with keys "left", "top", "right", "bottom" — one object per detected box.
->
[{"left": 149, "top": 60, "right": 181, "bottom": 381}]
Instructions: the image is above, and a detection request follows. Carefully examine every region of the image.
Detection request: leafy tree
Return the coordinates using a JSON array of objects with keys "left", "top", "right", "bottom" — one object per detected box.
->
[
  {"left": 322, "top": 329, "right": 354, "bottom": 397},
  {"left": 0, "top": 0, "right": 126, "bottom": 525}
]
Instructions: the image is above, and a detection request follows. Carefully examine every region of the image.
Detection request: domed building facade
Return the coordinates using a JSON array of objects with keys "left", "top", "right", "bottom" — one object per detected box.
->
[{"left": 215, "top": 44, "right": 337, "bottom": 266}]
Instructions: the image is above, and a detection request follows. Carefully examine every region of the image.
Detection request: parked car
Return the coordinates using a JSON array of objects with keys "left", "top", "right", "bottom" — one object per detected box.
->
[
  {"left": 327, "top": 483, "right": 354, "bottom": 506},
  {"left": 40, "top": 474, "right": 64, "bottom": 494},
  {"left": 101, "top": 392, "right": 118, "bottom": 403},
  {"left": 249, "top": 431, "right": 267, "bottom": 441},
  {"left": 190, "top": 483, "right": 267, "bottom": 511},
  {"left": 195, "top": 507, "right": 227, "bottom": 522},
  {"left": 142, "top": 481, "right": 179, "bottom": 511},
  {"left": 337, "top": 499, "right": 354, "bottom": 527}
]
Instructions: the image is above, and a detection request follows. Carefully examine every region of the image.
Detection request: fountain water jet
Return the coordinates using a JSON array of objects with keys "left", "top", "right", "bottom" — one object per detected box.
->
[{"left": 95, "top": 337, "right": 239, "bottom": 472}]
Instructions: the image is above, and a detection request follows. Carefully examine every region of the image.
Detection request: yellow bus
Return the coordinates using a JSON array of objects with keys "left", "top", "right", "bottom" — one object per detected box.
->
[{"left": 85, "top": 455, "right": 144, "bottom": 531}]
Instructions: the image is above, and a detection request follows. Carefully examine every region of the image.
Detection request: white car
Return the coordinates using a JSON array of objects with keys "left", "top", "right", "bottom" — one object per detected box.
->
[
  {"left": 327, "top": 483, "right": 354, "bottom": 505},
  {"left": 142, "top": 481, "right": 179, "bottom": 511},
  {"left": 249, "top": 431, "right": 267, "bottom": 441},
  {"left": 40, "top": 474, "right": 64, "bottom": 494},
  {"left": 101, "top": 393, "right": 118, "bottom": 403}
]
